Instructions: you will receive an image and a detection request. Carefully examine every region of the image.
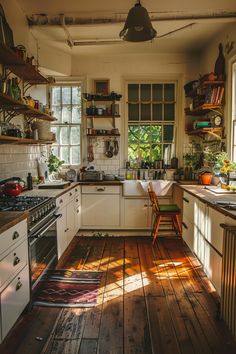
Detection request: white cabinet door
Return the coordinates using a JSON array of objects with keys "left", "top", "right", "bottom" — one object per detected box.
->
[
  {"left": 182, "top": 219, "right": 194, "bottom": 250},
  {"left": 195, "top": 199, "right": 206, "bottom": 263},
  {"left": 204, "top": 240, "right": 222, "bottom": 295},
  {"left": 1, "top": 265, "right": 30, "bottom": 340},
  {"left": 124, "top": 198, "right": 150, "bottom": 229},
  {"left": 74, "top": 195, "right": 81, "bottom": 235},
  {"left": 206, "top": 207, "right": 225, "bottom": 254},
  {"left": 82, "top": 194, "right": 120, "bottom": 226},
  {"left": 66, "top": 201, "right": 75, "bottom": 244},
  {"left": 56, "top": 207, "right": 67, "bottom": 259}
]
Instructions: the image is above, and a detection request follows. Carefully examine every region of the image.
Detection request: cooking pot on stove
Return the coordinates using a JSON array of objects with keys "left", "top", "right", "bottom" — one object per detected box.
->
[{"left": 1, "top": 179, "right": 25, "bottom": 196}]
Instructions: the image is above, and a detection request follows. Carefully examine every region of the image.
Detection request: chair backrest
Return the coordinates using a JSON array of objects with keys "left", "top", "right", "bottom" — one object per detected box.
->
[{"left": 148, "top": 186, "right": 160, "bottom": 212}]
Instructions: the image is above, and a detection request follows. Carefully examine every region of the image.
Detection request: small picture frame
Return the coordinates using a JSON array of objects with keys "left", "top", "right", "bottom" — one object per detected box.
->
[{"left": 94, "top": 79, "right": 109, "bottom": 95}]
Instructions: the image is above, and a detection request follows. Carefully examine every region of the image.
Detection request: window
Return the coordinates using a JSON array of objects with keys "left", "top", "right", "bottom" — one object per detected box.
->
[
  {"left": 50, "top": 85, "right": 82, "bottom": 165},
  {"left": 127, "top": 82, "right": 176, "bottom": 165}
]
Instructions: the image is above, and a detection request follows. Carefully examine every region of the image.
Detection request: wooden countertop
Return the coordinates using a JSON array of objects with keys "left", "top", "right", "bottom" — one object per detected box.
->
[
  {"left": 0, "top": 212, "right": 28, "bottom": 234},
  {"left": 178, "top": 184, "right": 236, "bottom": 220}
]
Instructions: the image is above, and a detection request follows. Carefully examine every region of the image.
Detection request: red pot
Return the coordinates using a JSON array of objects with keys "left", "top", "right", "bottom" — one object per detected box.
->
[{"left": 2, "top": 181, "right": 23, "bottom": 196}]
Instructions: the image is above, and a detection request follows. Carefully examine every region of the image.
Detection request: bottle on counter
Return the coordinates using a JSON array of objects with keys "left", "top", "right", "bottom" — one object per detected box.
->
[{"left": 27, "top": 172, "right": 33, "bottom": 190}]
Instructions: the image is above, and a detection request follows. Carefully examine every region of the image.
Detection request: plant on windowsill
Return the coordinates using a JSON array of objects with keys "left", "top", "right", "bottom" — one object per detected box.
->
[{"left": 47, "top": 151, "right": 64, "bottom": 180}]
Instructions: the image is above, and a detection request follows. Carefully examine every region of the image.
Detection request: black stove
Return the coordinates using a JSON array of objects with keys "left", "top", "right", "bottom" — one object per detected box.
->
[{"left": 0, "top": 196, "right": 49, "bottom": 212}]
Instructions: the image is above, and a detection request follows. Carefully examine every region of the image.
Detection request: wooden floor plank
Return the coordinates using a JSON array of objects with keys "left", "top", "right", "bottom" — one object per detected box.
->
[
  {"left": 0, "top": 236, "right": 236, "bottom": 354},
  {"left": 78, "top": 339, "right": 97, "bottom": 354},
  {"left": 97, "top": 238, "right": 124, "bottom": 354}
]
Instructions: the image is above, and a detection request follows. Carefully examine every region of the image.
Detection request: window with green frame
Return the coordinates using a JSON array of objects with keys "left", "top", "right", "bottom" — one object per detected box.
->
[
  {"left": 127, "top": 83, "right": 176, "bottom": 165},
  {"left": 50, "top": 85, "right": 82, "bottom": 165}
]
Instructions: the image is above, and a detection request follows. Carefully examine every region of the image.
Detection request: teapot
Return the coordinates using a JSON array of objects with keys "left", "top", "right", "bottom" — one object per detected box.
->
[{"left": 1, "top": 179, "right": 25, "bottom": 196}]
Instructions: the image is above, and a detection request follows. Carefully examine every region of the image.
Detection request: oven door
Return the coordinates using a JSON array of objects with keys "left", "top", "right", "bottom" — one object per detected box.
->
[{"left": 28, "top": 213, "right": 61, "bottom": 288}]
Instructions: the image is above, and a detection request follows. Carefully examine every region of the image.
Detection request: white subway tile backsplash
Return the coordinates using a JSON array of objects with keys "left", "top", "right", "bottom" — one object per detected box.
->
[{"left": 0, "top": 144, "right": 48, "bottom": 181}]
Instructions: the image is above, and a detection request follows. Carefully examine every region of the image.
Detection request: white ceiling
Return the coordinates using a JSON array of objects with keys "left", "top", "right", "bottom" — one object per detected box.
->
[{"left": 16, "top": 0, "right": 236, "bottom": 55}]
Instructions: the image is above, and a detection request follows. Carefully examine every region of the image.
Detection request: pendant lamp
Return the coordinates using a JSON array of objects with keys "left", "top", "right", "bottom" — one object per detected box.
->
[{"left": 119, "top": 0, "right": 157, "bottom": 42}]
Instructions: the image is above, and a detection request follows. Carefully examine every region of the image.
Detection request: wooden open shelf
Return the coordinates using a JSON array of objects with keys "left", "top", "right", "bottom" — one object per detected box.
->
[
  {"left": 186, "top": 80, "right": 225, "bottom": 98},
  {"left": 186, "top": 127, "right": 223, "bottom": 135},
  {"left": 0, "top": 93, "right": 56, "bottom": 121},
  {"left": 87, "top": 134, "right": 120, "bottom": 137},
  {"left": 0, "top": 43, "right": 48, "bottom": 84},
  {"left": 0, "top": 135, "right": 55, "bottom": 144},
  {"left": 185, "top": 104, "right": 223, "bottom": 115},
  {"left": 86, "top": 115, "right": 120, "bottom": 118}
]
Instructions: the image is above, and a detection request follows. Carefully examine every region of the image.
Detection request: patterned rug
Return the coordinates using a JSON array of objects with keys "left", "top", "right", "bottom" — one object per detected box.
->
[{"left": 33, "top": 270, "right": 103, "bottom": 308}]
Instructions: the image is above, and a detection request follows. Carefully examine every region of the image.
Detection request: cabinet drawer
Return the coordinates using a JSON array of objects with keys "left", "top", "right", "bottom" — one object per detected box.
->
[
  {"left": 74, "top": 186, "right": 80, "bottom": 197},
  {"left": 82, "top": 185, "right": 120, "bottom": 194},
  {"left": 182, "top": 219, "right": 194, "bottom": 250},
  {"left": 183, "top": 192, "right": 196, "bottom": 224},
  {"left": 0, "top": 240, "right": 28, "bottom": 290},
  {"left": 0, "top": 220, "right": 27, "bottom": 257},
  {"left": 1, "top": 265, "right": 30, "bottom": 341},
  {"left": 56, "top": 193, "right": 68, "bottom": 208}
]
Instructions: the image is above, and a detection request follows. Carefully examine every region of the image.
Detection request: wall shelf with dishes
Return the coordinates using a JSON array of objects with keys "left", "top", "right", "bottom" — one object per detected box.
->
[
  {"left": 0, "top": 135, "right": 55, "bottom": 144},
  {"left": 0, "top": 43, "right": 56, "bottom": 144},
  {"left": 83, "top": 91, "right": 122, "bottom": 136}
]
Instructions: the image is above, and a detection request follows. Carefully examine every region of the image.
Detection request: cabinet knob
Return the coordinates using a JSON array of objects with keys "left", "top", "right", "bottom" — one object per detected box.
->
[
  {"left": 16, "top": 280, "right": 22, "bottom": 291},
  {"left": 76, "top": 198, "right": 79, "bottom": 202},
  {"left": 70, "top": 192, "right": 72, "bottom": 196},
  {"left": 59, "top": 199, "right": 63, "bottom": 204},
  {"left": 12, "top": 231, "right": 19, "bottom": 240},
  {"left": 77, "top": 208, "right": 80, "bottom": 214},
  {"left": 13, "top": 256, "right": 21, "bottom": 266},
  {"left": 75, "top": 188, "right": 78, "bottom": 192}
]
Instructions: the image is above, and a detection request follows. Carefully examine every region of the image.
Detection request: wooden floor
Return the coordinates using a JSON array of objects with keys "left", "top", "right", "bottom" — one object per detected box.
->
[{"left": 1, "top": 236, "right": 236, "bottom": 354}]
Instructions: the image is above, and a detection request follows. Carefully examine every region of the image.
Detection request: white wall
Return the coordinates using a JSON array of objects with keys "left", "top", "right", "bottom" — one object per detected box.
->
[{"left": 72, "top": 52, "right": 200, "bottom": 170}]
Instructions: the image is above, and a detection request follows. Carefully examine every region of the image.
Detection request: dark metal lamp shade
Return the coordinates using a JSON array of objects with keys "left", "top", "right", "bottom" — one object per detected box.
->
[{"left": 119, "top": 1, "right": 157, "bottom": 42}]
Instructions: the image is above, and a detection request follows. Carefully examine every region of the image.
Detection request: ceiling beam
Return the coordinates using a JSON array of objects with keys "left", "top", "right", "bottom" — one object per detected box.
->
[{"left": 27, "top": 11, "right": 236, "bottom": 27}]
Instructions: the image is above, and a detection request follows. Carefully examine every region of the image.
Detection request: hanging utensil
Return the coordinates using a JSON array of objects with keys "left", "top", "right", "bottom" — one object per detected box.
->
[
  {"left": 87, "top": 140, "right": 94, "bottom": 162},
  {"left": 105, "top": 140, "right": 113, "bottom": 158},
  {"left": 113, "top": 138, "right": 119, "bottom": 155}
]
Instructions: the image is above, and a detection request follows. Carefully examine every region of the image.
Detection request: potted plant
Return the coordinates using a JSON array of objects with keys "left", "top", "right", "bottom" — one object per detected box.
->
[{"left": 47, "top": 151, "right": 64, "bottom": 180}]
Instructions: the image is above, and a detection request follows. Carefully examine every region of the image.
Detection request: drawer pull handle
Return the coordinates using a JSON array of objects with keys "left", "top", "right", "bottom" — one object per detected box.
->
[
  {"left": 96, "top": 187, "right": 105, "bottom": 192},
  {"left": 75, "top": 188, "right": 78, "bottom": 192},
  {"left": 77, "top": 209, "right": 79, "bottom": 213},
  {"left": 13, "top": 256, "right": 21, "bottom": 266},
  {"left": 12, "top": 231, "right": 19, "bottom": 240},
  {"left": 70, "top": 192, "right": 72, "bottom": 196},
  {"left": 16, "top": 281, "right": 22, "bottom": 291},
  {"left": 183, "top": 197, "right": 189, "bottom": 203},
  {"left": 76, "top": 199, "right": 79, "bottom": 202},
  {"left": 182, "top": 222, "right": 188, "bottom": 229}
]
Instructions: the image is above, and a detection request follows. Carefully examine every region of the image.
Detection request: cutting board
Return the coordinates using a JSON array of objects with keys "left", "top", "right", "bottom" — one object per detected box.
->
[{"left": 38, "top": 181, "right": 71, "bottom": 189}]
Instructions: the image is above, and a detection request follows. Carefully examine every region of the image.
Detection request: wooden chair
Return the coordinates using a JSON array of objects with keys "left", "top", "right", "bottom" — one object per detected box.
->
[{"left": 148, "top": 184, "right": 182, "bottom": 244}]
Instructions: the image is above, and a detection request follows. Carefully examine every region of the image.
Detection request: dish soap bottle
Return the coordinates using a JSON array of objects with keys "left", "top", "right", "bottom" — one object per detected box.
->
[{"left": 27, "top": 172, "right": 33, "bottom": 190}]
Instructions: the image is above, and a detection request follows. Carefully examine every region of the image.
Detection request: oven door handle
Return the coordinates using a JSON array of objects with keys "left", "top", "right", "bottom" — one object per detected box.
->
[{"left": 29, "top": 214, "right": 62, "bottom": 240}]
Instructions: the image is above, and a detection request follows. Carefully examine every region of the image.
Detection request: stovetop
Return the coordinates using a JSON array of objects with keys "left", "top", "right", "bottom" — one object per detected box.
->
[{"left": 0, "top": 196, "right": 49, "bottom": 212}]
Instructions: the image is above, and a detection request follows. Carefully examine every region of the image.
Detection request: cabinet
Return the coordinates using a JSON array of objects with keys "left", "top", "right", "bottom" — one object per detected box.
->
[
  {"left": 81, "top": 185, "right": 120, "bottom": 228},
  {"left": 123, "top": 198, "right": 151, "bottom": 229},
  {"left": 182, "top": 191, "right": 224, "bottom": 295},
  {"left": 184, "top": 79, "right": 224, "bottom": 138},
  {"left": 0, "top": 43, "right": 56, "bottom": 144},
  {"left": 182, "top": 191, "right": 197, "bottom": 250},
  {"left": 84, "top": 92, "right": 121, "bottom": 137},
  {"left": 56, "top": 186, "right": 81, "bottom": 259},
  {"left": 0, "top": 218, "right": 30, "bottom": 343}
]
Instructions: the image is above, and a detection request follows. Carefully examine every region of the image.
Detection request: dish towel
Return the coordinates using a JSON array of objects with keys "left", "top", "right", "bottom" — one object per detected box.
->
[{"left": 137, "top": 180, "right": 175, "bottom": 196}]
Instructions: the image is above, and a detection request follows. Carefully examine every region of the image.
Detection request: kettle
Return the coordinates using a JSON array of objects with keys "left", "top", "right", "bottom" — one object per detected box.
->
[{"left": 1, "top": 179, "right": 25, "bottom": 196}]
